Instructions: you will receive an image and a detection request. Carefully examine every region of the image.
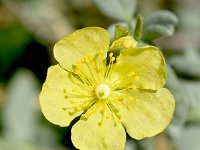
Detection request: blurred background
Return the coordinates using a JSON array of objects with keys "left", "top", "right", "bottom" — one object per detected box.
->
[{"left": 0, "top": 0, "right": 200, "bottom": 149}]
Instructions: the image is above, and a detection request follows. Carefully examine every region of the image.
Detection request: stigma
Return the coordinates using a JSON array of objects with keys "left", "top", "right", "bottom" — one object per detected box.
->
[{"left": 95, "top": 83, "right": 111, "bottom": 99}]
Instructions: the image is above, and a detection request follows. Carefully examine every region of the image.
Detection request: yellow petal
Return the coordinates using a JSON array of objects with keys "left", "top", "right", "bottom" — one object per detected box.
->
[
  {"left": 110, "top": 36, "right": 137, "bottom": 49},
  {"left": 39, "top": 65, "right": 85, "bottom": 127},
  {"left": 114, "top": 88, "right": 175, "bottom": 140},
  {"left": 54, "top": 27, "right": 110, "bottom": 71},
  {"left": 115, "top": 46, "right": 166, "bottom": 90},
  {"left": 71, "top": 103, "right": 126, "bottom": 150}
]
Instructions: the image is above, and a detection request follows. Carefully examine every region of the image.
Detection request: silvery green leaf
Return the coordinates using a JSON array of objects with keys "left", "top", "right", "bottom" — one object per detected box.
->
[
  {"left": 165, "top": 65, "right": 188, "bottom": 125},
  {"left": 0, "top": 138, "right": 39, "bottom": 150},
  {"left": 180, "top": 80, "right": 200, "bottom": 122},
  {"left": 137, "top": 138, "right": 155, "bottom": 150},
  {"left": 169, "top": 49, "right": 200, "bottom": 78},
  {"left": 142, "top": 24, "right": 174, "bottom": 42},
  {"left": 125, "top": 139, "right": 136, "bottom": 150},
  {"left": 36, "top": 125, "right": 60, "bottom": 148},
  {"left": 144, "top": 10, "right": 178, "bottom": 27},
  {"left": 0, "top": 137, "right": 59, "bottom": 150},
  {"left": 93, "top": 0, "right": 137, "bottom": 21},
  {"left": 167, "top": 124, "right": 184, "bottom": 140},
  {"left": 174, "top": 126, "right": 200, "bottom": 150},
  {"left": 142, "top": 10, "right": 178, "bottom": 42},
  {"left": 2, "top": 69, "right": 40, "bottom": 143}
]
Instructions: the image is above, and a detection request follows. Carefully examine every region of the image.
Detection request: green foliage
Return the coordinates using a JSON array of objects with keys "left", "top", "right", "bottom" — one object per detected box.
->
[
  {"left": 180, "top": 80, "right": 200, "bottom": 123},
  {"left": 173, "top": 126, "right": 200, "bottom": 150},
  {"left": 142, "top": 24, "right": 174, "bottom": 43},
  {"left": 133, "top": 14, "right": 143, "bottom": 41},
  {"left": 169, "top": 49, "right": 200, "bottom": 78},
  {"left": 107, "top": 23, "right": 129, "bottom": 41},
  {"left": 142, "top": 10, "right": 178, "bottom": 42},
  {"left": 1, "top": 69, "right": 62, "bottom": 150},
  {"left": 93, "top": 0, "right": 137, "bottom": 21},
  {"left": 2, "top": 69, "right": 39, "bottom": 142},
  {"left": 143, "top": 10, "right": 178, "bottom": 27},
  {"left": 165, "top": 65, "right": 188, "bottom": 125},
  {"left": 113, "top": 25, "right": 129, "bottom": 41},
  {"left": 0, "top": 25, "right": 31, "bottom": 77},
  {"left": 1, "top": 0, "right": 200, "bottom": 149}
]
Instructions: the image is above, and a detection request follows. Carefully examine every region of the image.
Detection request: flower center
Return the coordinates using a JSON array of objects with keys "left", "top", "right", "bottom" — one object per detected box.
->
[{"left": 95, "top": 83, "right": 110, "bottom": 99}]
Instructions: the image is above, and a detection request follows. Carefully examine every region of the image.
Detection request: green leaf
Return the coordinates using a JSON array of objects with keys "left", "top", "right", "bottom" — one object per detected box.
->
[
  {"left": 144, "top": 10, "right": 178, "bottom": 27},
  {"left": 0, "top": 25, "right": 31, "bottom": 77},
  {"left": 133, "top": 14, "right": 143, "bottom": 41},
  {"left": 0, "top": 137, "right": 62, "bottom": 150},
  {"left": 173, "top": 126, "right": 200, "bottom": 150},
  {"left": 93, "top": 0, "right": 137, "bottom": 21},
  {"left": 107, "top": 22, "right": 129, "bottom": 41},
  {"left": 180, "top": 80, "right": 200, "bottom": 123},
  {"left": 142, "top": 10, "right": 178, "bottom": 42},
  {"left": 165, "top": 65, "right": 189, "bottom": 125},
  {"left": 169, "top": 49, "right": 200, "bottom": 78},
  {"left": 0, "top": 138, "right": 39, "bottom": 150},
  {"left": 114, "top": 25, "right": 129, "bottom": 41},
  {"left": 2, "top": 69, "right": 40, "bottom": 143},
  {"left": 125, "top": 139, "right": 136, "bottom": 150},
  {"left": 137, "top": 138, "right": 155, "bottom": 150},
  {"left": 142, "top": 24, "right": 174, "bottom": 42}
]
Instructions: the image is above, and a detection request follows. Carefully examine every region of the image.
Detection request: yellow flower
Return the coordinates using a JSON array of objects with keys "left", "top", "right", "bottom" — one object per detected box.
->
[{"left": 39, "top": 27, "right": 175, "bottom": 150}]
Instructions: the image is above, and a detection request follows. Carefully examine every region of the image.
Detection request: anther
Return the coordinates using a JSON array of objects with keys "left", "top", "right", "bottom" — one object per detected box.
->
[
  {"left": 81, "top": 115, "right": 88, "bottom": 121},
  {"left": 109, "top": 53, "right": 113, "bottom": 58},
  {"left": 98, "top": 122, "right": 102, "bottom": 126},
  {"left": 68, "top": 112, "right": 75, "bottom": 116},
  {"left": 111, "top": 57, "right": 115, "bottom": 62}
]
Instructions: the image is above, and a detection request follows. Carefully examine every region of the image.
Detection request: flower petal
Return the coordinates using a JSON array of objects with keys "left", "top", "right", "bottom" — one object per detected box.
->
[
  {"left": 39, "top": 65, "right": 85, "bottom": 127},
  {"left": 54, "top": 27, "right": 110, "bottom": 71},
  {"left": 71, "top": 103, "right": 126, "bottom": 150},
  {"left": 115, "top": 46, "right": 166, "bottom": 90},
  {"left": 110, "top": 36, "right": 137, "bottom": 49},
  {"left": 114, "top": 88, "right": 175, "bottom": 140}
]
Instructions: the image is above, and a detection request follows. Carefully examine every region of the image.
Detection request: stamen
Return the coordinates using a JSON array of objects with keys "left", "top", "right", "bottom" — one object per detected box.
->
[
  {"left": 106, "top": 102, "right": 121, "bottom": 127},
  {"left": 84, "top": 57, "right": 99, "bottom": 84},
  {"left": 96, "top": 49, "right": 106, "bottom": 82},
  {"left": 63, "top": 99, "right": 96, "bottom": 116},
  {"left": 98, "top": 109, "right": 105, "bottom": 126},
  {"left": 63, "top": 89, "right": 93, "bottom": 98},
  {"left": 111, "top": 71, "right": 140, "bottom": 91},
  {"left": 105, "top": 54, "right": 116, "bottom": 79},
  {"left": 109, "top": 53, "right": 113, "bottom": 58},
  {"left": 68, "top": 73, "right": 93, "bottom": 92},
  {"left": 81, "top": 101, "right": 99, "bottom": 120}
]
